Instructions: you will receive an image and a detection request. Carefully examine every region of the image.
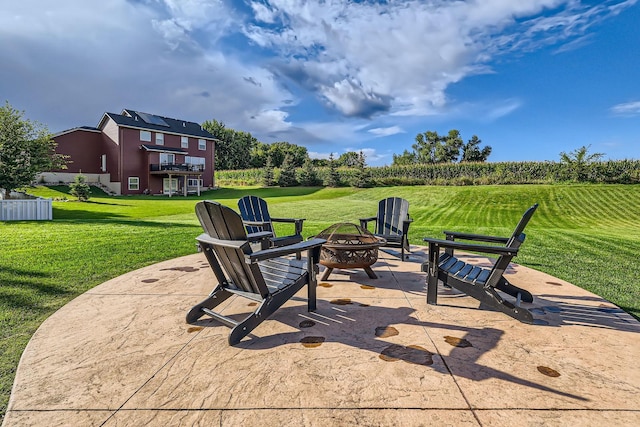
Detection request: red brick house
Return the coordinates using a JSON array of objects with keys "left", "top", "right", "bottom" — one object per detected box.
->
[{"left": 48, "top": 109, "right": 216, "bottom": 196}]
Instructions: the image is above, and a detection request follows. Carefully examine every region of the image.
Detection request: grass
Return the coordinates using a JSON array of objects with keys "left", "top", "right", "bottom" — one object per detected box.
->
[{"left": 1, "top": 183, "right": 639, "bottom": 419}]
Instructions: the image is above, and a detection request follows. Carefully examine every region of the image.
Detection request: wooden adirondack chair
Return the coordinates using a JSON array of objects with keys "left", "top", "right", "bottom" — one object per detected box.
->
[
  {"left": 422, "top": 204, "right": 539, "bottom": 323},
  {"left": 360, "top": 197, "right": 413, "bottom": 260},
  {"left": 188, "top": 200, "right": 325, "bottom": 345},
  {"left": 238, "top": 195, "right": 305, "bottom": 249}
]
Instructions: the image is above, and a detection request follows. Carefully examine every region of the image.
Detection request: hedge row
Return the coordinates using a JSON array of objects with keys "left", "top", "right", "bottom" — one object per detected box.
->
[{"left": 215, "top": 160, "right": 640, "bottom": 187}]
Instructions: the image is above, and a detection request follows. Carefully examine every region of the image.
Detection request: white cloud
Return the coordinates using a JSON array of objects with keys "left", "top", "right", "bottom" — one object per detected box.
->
[
  {"left": 248, "top": 109, "right": 292, "bottom": 133},
  {"left": 610, "top": 101, "right": 640, "bottom": 116},
  {"left": 368, "top": 126, "right": 405, "bottom": 137},
  {"left": 0, "top": 0, "right": 636, "bottom": 157}
]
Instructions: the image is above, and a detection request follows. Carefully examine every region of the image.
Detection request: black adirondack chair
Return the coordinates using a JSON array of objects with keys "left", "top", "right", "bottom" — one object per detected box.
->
[
  {"left": 238, "top": 195, "right": 305, "bottom": 249},
  {"left": 422, "top": 204, "right": 539, "bottom": 323},
  {"left": 188, "top": 200, "right": 325, "bottom": 345},
  {"left": 360, "top": 197, "right": 413, "bottom": 260}
]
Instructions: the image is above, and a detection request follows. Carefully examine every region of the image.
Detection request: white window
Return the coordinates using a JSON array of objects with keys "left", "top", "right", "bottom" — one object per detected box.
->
[
  {"left": 187, "top": 178, "right": 203, "bottom": 187},
  {"left": 159, "top": 153, "right": 175, "bottom": 165},
  {"left": 156, "top": 133, "right": 164, "bottom": 145},
  {"left": 128, "top": 177, "right": 140, "bottom": 190},
  {"left": 198, "top": 139, "right": 206, "bottom": 150},
  {"left": 140, "top": 130, "right": 151, "bottom": 142},
  {"left": 101, "top": 154, "right": 107, "bottom": 172},
  {"left": 186, "top": 156, "right": 205, "bottom": 171},
  {"left": 181, "top": 136, "right": 189, "bottom": 148}
]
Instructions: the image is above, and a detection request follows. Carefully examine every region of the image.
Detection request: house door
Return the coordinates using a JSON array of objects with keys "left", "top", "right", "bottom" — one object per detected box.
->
[{"left": 163, "top": 178, "right": 178, "bottom": 195}]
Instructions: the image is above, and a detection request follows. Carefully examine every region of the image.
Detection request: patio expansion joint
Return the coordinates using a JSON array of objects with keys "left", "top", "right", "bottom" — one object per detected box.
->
[
  {"left": 97, "top": 327, "right": 208, "bottom": 427},
  {"left": 395, "top": 279, "right": 482, "bottom": 425}
]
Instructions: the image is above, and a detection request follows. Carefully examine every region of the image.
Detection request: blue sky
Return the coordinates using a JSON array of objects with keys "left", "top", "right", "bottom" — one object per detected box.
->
[{"left": 1, "top": 0, "right": 639, "bottom": 166}]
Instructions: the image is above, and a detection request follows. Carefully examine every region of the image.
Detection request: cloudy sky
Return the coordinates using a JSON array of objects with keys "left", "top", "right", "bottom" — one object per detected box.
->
[{"left": 2, "top": 0, "right": 639, "bottom": 165}]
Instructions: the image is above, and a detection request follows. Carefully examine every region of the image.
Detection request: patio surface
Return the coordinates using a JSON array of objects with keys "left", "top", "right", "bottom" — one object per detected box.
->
[{"left": 4, "top": 247, "right": 640, "bottom": 426}]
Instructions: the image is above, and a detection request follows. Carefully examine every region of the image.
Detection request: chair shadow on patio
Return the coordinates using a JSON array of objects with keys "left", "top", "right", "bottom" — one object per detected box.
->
[{"left": 189, "top": 294, "right": 589, "bottom": 402}]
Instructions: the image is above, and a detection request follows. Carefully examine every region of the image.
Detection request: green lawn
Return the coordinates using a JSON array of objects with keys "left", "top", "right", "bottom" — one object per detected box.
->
[{"left": 1, "top": 184, "right": 639, "bottom": 418}]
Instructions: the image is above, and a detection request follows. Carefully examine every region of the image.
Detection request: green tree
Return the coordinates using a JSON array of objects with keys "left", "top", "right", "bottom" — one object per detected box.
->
[
  {"left": 559, "top": 145, "right": 605, "bottom": 181},
  {"left": 311, "top": 158, "right": 329, "bottom": 167},
  {"left": 392, "top": 149, "right": 417, "bottom": 166},
  {"left": 401, "top": 129, "right": 488, "bottom": 165},
  {"left": 461, "top": 135, "right": 492, "bottom": 162},
  {"left": 325, "top": 153, "right": 341, "bottom": 187},
  {"left": 277, "top": 154, "right": 298, "bottom": 187},
  {"left": 436, "top": 129, "right": 464, "bottom": 163},
  {"left": 250, "top": 141, "right": 270, "bottom": 168},
  {"left": 202, "top": 119, "right": 258, "bottom": 170},
  {"left": 559, "top": 145, "right": 605, "bottom": 165},
  {"left": 298, "top": 157, "right": 320, "bottom": 186},
  {"left": 412, "top": 131, "right": 440, "bottom": 164},
  {"left": 352, "top": 151, "right": 372, "bottom": 188},
  {"left": 262, "top": 155, "right": 275, "bottom": 186},
  {"left": 336, "top": 151, "right": 360, "bottom": 167},
  {"left": 69, "top": 173, "right": 91, "bottom": 201},
  {"left": 0, "top": 101, "right": 67, "bottom": 198},
  {"left": 268, "top": 142, "right": 308, "bottom": 168}
]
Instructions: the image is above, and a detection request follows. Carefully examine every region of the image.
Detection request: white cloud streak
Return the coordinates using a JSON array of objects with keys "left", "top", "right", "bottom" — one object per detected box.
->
[{"left": 610, "top": 101, "right": 640, "bottom": 116}]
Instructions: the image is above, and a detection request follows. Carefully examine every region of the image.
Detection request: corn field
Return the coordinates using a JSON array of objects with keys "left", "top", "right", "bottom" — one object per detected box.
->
[{"left": 215, "top": 160, "right": 640, "bottom": 187}]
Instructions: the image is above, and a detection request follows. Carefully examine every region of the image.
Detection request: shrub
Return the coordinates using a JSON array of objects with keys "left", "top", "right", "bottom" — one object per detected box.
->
[{"left": 69, "top": 174, "right": 91, "bottom": 201}]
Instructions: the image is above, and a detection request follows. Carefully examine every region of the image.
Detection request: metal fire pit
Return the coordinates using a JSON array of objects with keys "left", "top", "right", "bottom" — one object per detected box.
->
[{"left": 316, "top": 222, "right": 386, "bottom": 280}]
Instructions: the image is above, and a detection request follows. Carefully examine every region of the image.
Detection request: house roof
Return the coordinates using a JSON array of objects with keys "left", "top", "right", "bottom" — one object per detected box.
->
[
  {"left": 140, "top": 144, "right": 188, "bottom": 154},
  {"left": 53, "top": 126, "right": 102, "bottom": 137},
  {"left": 98, "top": 109, "right": 216, "bottom": 140}
]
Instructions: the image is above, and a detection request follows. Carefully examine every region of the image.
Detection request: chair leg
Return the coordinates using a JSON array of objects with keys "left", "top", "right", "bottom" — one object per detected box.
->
[
  {"left": 186, "top": 287, "right": 232, "bottom": 323},
  {"left": 426, "top": 244, "right": 439, "bottom": 305},
  {"left": 228, "top": 309, "right": 267, "bottom": 345}
]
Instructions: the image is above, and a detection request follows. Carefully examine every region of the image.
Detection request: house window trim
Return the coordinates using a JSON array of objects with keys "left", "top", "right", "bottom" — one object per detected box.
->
[
  {"left": 140, "top": 130, "right": 151, "bottom": 142},
  {"left": 198, "top": 139, "right": 206, "bottom": 151},
  {"left": 156, "top": 132, "right": 164, "bottom": 145},
  {"left": 128, "top": 177, "right": 140, "bottom": 191},
  {"left": 181, "top": 136, "right": 189, "bottom": 148}
]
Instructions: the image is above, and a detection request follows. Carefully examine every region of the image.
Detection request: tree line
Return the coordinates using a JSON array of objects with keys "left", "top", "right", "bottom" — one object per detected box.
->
[
  {"left": 205, "top": 118, "right": 493, "bottom": 171},
  {"left": 203, "top": 118, "right": 384, "bottom": 170}
]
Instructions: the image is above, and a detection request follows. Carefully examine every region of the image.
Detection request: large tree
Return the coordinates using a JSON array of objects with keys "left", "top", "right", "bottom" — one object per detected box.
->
[
  {"left": 461, "top": 135, "right": 492, "bottom": 162},
  {"left": 394, "top": 129, "right": 491, "bottom": 166},
  {"left": 0, "top": 102, "right": 67, "bottom": 198},
  {"left": 202, "top": 119, "right": 258, "bottom": 170},
  {"left": 336, "top": 151, "right": 360, "bottom": 167}
]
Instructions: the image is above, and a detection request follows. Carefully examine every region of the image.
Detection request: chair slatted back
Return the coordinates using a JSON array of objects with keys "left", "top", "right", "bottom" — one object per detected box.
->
[
  {"left": 376, "top": 197, "right": 409, "bottom": 236},
  {"left": 506, "top": 204, "right": 539, "bottom": 248},
  {"left": 238, "top": 196, "right": 274, "bottom": 235},
  {"left": 196, "top": 201, "right": 268, "bottom": 297}
]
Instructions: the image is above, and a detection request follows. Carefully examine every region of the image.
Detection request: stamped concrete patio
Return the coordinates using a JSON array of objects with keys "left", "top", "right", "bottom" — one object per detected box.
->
[{"left": 4, "top": 247, "right": 640, "bottom": 426}]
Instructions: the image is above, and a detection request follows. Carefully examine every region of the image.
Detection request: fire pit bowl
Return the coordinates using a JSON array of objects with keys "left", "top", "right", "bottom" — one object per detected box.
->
[{"left": 316, "top": 222, "right": 386, "bottom": 280}]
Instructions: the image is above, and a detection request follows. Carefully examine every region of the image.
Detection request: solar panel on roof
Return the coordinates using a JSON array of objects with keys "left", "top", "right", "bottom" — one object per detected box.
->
[{"left": 137, "top": 112, "right": 169, "bottom": 127}]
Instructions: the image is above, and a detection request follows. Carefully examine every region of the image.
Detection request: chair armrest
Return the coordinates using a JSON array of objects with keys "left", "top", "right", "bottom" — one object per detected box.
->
[
  {"left": 443, "top": 231, "right": 508, "bottom": 244},
  {"left": 271, "top": 217, "right": 305, "bottom": 223},
  {"left": 359, "top": 216, "right": 377, "bottom": 229},
  {"left": 247, "top": 231, "right": 274, "bottom": 243},
  {"left": 423, "top": 237, "right": 518, "bottom": 256},
  {"left": 196, "top": 233, "right": 247, "bottom": 249},
  {"left": 249, "top": 238, "right": 327, "bottom": 263},
  {"left": 402, "top": 218, "right": 413, "bottom": 235},
  {"left": 243, "top": 220, "right": 271, "bottom": 227},
  {"left": 271, "top": 217, "right": 305, "bottom": 235}
]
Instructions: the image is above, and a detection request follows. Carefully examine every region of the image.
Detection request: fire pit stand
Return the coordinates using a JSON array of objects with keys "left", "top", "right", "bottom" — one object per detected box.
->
[{"left": 316, "top": 223, "right": 386, "bottom": 280}]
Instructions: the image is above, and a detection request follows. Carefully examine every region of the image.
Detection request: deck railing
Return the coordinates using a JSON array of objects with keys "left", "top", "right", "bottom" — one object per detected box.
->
[
  {"left": 0, "top": 197, "right": 53, "bottom": 221},
  {"left": 150, "top": 163, "right": 204, "bottom": 172}
]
